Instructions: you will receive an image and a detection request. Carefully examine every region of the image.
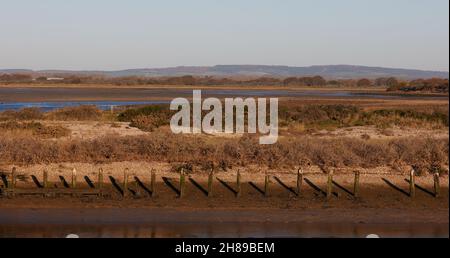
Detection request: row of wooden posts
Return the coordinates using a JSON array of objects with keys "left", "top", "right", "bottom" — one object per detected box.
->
[{"left": 1, "top": 167, "right": 441, "bottom": 199}]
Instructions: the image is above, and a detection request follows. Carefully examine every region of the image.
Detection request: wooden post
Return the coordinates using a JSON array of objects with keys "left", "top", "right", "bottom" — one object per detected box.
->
[
  {"left": 97, "top": 168, "right": 104, "bottom": 196},
  {"left": 207, "top": 169, "right": 214, "bottom": 197},
  {"left": 43, "top": 170, "right": 49, "bottom": 189},
  {"left": 236, "top": 170, "right": 241, "bottom": 198},
  {"left": 11, "top": 167, "right": 17, "bottom": 189},
  {"left": 150, "top": 169, "right": 156, "bottom": 197},
  {"left": 133, "top": 177, "right": 140, "bottom": 197},
  {"left": 353, "top": 170, "right": 360, "bottom": 198},
  {"left": 264, "top": 173, "right": 270, "bottom": 197},
  {"left": 434, "top": 173, "right": 440, "bottom": 198},
  {"left": 296, "top": 168, "right": 303, "bottom": 196},
  {"left": 409, "top": 169, "right": 416, "bottom": 199},
  {"left": 10, "top": 167, "right": 16, "bottom": 197},
  {"left": 179, "top": 168, "right": 185, "bottom": 198},
  {"left": 123, "top": 168, "right": 129, "bottom": 198},
  {"left": 326, "top": 170, "right": 333, "bottom": 200},
  {"left": 71, "top": 168, "right": 77, "bottom": 188}
]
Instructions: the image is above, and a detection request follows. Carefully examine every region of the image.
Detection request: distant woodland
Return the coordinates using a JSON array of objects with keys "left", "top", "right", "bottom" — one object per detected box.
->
[{"left": 0, "top": 73, "right": 448, "bottom": 93}]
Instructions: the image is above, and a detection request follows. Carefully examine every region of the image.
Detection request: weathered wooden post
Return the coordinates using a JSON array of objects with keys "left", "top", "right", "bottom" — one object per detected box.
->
[
  {"left": 179, "top": 168, "right": 186, "bottom": 198},
  {"left": 97, "top": 168, "right": 104, "bottom": 197},
  {"left": 43, "top": 169, "right": 49, "bottom": 189},
  {"left": 326, "top": 170, "right": 333, "bottom": 200},
  {"left": 71, "top": 168, "right": 77, "bottom": 188},
  {"left": 10, "top": 167, "right": 17, "bottom": 197},
  {"left": 409, "top": 169, "right": 416, "bottom": 199},
  {"left": 264, "top": 173, "right": 270, "bottom": 198},
  {"left": 236, "top": 170, "right": 241, "bottom": 198},
  {"left": 123, "top": 168, "right": 129, "bottom": 198},
  {"left": 353, "top": 170, "right": 360, "bottom": 198},
  {"left": 434, "top": 172, "right": 440, "bottom": 198},
  {"left": 296, "top": 168, "right": 303, "bottom": 196},
  {"left": 43, "top": 169, "right": 49, "bottom": 197},
  {"left": 207, "top": 169, "right": 214, "bottom": 197},
  {"left": 150, "top": 169, "right": 156, "bottom": 197}
]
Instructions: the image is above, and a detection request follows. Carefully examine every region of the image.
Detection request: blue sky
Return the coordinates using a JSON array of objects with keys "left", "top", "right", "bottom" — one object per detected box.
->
[{"left": 0, "top": 0, "right": 448, "bottom": 71}]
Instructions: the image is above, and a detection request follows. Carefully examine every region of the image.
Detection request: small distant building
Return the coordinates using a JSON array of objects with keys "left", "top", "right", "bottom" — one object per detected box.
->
[{"left": 46, "top": 77, "right": 65, "bottom": 81}]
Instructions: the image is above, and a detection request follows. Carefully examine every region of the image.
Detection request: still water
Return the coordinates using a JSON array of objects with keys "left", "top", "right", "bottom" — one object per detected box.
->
[
  {"left": 0, "top": 101, "right": 169, "bottom": 112},
  {"left": 1, "top": 87, "right": 447, "bottom": 112},
  {"left": 1, "top": 222, "right": 447, "bottom": 238},
  {"left": 0, "top": 209, "right": 447, "bottom": 238}
]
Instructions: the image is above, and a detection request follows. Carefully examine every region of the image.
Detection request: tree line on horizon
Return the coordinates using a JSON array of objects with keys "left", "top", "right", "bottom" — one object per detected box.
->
[{"left": 0, "top": 73, "right": 448, "bottom": 93}]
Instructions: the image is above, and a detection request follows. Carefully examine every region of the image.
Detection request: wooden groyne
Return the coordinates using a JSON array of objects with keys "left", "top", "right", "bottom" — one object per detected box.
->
[{"left": 0, "top": 167, "right": 444, "bottom": 200}]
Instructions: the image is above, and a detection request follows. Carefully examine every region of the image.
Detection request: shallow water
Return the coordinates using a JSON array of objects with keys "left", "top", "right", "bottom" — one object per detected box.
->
[
  {"left": 1, "top": 222, "right": 447, "bottom": 238},
  {"left": 1, "top": 87, "right": 446, "bottom": 112},
  {"left": 0, "top": 100, "right": 169, "bottom": 112},
  {"left": 0, "top": 208, "right": 447, "bottom": 238}
]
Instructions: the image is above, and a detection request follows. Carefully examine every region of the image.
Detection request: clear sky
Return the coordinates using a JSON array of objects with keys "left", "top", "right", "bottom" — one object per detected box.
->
[{"left": 0, "top": 0, "right": 448, "bottom": 71}]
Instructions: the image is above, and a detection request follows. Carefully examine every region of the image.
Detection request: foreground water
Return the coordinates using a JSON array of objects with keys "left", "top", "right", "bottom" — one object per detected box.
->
[
  {"left": 1, "top": 222, "right": 447, "bottom": 238},
  {"left": 0, "top": 208, "right": 447, "bottom": 238}
]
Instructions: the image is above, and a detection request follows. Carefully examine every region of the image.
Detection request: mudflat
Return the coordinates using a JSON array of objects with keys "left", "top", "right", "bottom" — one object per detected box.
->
[{"left": 0, "top": 85, "right": 447, "bottom": 103}]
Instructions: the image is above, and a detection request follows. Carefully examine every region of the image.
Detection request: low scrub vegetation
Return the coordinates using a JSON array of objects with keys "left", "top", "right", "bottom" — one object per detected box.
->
[
  {"left": 278, "top": 104, "right": 448, "bottom": 130},
  {"left": 0, "top": 106, "right": 102, "bottom": 122},
  {"left": 0, "top": 121, "right": 70, "bottom": 138},
  {"left": 0, "top": 133, "right": 447, "bottom": 174},
  {"left": 1, "top": 104, "right": 448, "bottom": 132},
  {"left": 46, "top": 105, "right": 102, "bottom": 121},
  {"left": 118, "top": 105, "right": 174, "bottom": 131},
  {"left": 387, "top": 78, "right": 449, "bottom": 93},
  {"left": 0, "top": 108, "right": 44, "bottom": 121},
  {"left": 355, "top": 109, "right": 449, "bottom": 129}
]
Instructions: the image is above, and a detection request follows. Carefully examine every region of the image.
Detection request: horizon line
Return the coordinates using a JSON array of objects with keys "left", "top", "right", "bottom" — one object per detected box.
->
[{"left": 1, "top": 64, "right": 449, "bottom": 73}]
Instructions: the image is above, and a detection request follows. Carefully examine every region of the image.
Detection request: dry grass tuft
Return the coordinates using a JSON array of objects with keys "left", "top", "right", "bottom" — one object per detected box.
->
[
  {"left": 45, "top": 105, "right": 102, "bottom": 121},
  {"left": 0, "top": 121, "right": 70, "bottom": 138}
]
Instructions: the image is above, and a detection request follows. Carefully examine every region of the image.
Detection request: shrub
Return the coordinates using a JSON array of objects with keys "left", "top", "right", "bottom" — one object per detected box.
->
[
  {"left": 0, "top": 108, "right": 43, "bottom": 121},
  {"left": 0, "top": 133, "right": 447, "bottom": 173},
  {"left": 46, "top": 105, "right": 102, "bottom": 121},
  {"left": 0, "top": 121, "right": 70, "bottom": 138}
]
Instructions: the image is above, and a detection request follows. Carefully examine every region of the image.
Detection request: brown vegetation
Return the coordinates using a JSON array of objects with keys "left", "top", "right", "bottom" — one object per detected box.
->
[
  {"left": 1, "top": 73, "right": 448, "bottom": 93},
  {"left": 387, "top": 78, "right": 449, "bottom": 93},
  {"left": 117, "top": 103, "right": 449, "bottom": 132},
  {"left": 45, "top": 105, "right": 102, "bottom": 121},
  {"left": 0, "top": 121, "right": 70, "bottom": 138},
  {"left": 0, "top": 101, "right": 447, "bottom": 174},
  {"left": 0, "top": 108, "right": 43, "bottom": 121},
  {"left": 0, "top": 133, "right": 447, "bottom": 174},
  {"left": 0, "top": 106, "right": 102, "bottom": 122}
]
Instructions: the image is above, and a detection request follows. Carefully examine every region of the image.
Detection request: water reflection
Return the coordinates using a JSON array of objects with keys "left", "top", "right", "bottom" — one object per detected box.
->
[
  {"left": 1, "top": 222, "right": 447, "bottom": 238},
  {"left": 1, "top": 88, "right": 447, "bottom": 112},
  {"left": 0, "top": 101, "right": 169, "bottom": 112}
]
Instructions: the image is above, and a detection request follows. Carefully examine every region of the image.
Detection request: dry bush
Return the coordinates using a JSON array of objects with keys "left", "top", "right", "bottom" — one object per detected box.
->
[
  {"left": 355, "top": 109, "right": 449, "bottom": 129},
  {"left": 32, "top": 124, "right": 70, "bottom": 138},
  {"left": 0, "top": 121, "right": 70, "bottom": 138},
  {"left": 129, "top": 114, "right": 169, "bottom": 132},
  {"left": 45, "top": 105, "right": 102, "bottom": 121},
  {"left": 0, "top": 133, "right": 447, "bottom": 173},
  {"left": 0, "top": 108, "right": 43, "bottom": 121},
  {"left": 118, "top": 105, "right": 174, "bottom": 131},
  {"left": 279, "top": 104, "right": 359, "bottom": 130}
]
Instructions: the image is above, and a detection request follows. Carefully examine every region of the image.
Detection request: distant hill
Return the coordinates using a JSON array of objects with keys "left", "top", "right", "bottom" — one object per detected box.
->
[{"left": 1, "top": 65, "right": 448, "bottom": 79}]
